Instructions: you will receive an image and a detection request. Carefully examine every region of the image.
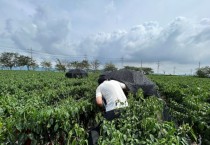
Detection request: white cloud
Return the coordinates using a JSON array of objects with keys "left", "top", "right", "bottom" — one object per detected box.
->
[
  {"left": 1, "top": 0, "right": 210, "bottom": 74},
  {"left": 104, "top": 0, "right": 116, "bottom": 14},
  {"left": 75, "top": 17, "right": 210, "bottom": 72}
]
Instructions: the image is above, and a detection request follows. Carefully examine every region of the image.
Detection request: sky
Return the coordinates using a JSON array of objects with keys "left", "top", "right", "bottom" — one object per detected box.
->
[{"left": 0, "top": 0, "right": 210, "bottom": 75}]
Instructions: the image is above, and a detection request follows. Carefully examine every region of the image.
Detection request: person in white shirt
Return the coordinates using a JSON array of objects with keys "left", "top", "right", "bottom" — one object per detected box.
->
[{"left": 96, "top": 75, "right": 128, "bottom": 121}]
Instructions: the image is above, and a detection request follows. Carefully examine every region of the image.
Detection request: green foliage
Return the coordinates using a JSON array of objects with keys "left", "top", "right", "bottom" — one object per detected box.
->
[
  {"left": 0, "top": 70, "right": 98, "bottom": 144},
  {"left": 98, "top": 90, "right": 192, "bottom": 144},
  {"left": 196, "top": 66, "right": 210, "bottom": 78},
  {"left": 90, "top": 59, "right": 100, "bottom": 71},
  {"left": 149, "top": 75, "right": 210, "bottom": 144},
  {"left": 55, "top": 59, "right": 67, "bottom": 72},
  {"left": 0, "top": 52, "right": 18, "bottom": 70},
  {"left": 16, "top": 55, "right": 31, "bottom": 69},
  {"left": 0, "top": 71, "right": 209, "bottom": 144},
  {"left": 124, "top": 66, "right": 154, "bottom": 74},
  {"left": 41, "top": 60, "right": 52, "bottom": 71},
  {"left": 142, "top": 67, "right": 154, "bottom": 75},
  {"left": 0, "top": 52, "right": 37, "bottom": 70},
  {"left": 104, "top": 62, "right": 117, "bottom": 71},
  {"left": 70, "top": 60, "right": 90, "bottom": 70}
]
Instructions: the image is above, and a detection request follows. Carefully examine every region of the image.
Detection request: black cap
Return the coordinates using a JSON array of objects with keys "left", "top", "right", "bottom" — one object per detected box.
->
[{"left": 98, "top": 75, "right": 107, "bottom": 85}]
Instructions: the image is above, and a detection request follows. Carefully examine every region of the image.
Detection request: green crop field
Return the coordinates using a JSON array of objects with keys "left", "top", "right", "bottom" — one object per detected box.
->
[{"left": 0, "top": 70, "right": 209, "bottom": 144}]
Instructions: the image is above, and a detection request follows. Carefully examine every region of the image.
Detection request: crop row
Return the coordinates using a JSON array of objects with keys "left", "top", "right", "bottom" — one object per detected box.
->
[
  {"left": 0, "top": 71, "right": 206, "bottom": 144},
  {"left": 149, "top": 75, "right": 210, "bottom": 145},
  {"left": 0, "top": 71, "right": 98, "bottom": 144}
]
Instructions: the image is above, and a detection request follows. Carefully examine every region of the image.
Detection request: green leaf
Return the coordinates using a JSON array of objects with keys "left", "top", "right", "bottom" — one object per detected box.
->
[
  {"left": 72, "top": 138, "right": 77, "bottom": 145},
  {"left": 54, "top": 123, "right": 59, "bottom": 132},
  {"left": 47, "top": 123, "right": 51, "bottom": 128},
  {"left": 149, "top": 134, "right": 154, "bottom": 142}
]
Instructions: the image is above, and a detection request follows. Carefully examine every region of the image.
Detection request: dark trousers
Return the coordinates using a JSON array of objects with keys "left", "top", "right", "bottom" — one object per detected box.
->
[
  {"left": 88, "top": 109, "right": 124, "bottom": 145},
  {"left": 104, "top": 109, "right": 122, "bottom": 121},
  {"left": 88, "top": 122, "right": 102, "bottom": 145}
]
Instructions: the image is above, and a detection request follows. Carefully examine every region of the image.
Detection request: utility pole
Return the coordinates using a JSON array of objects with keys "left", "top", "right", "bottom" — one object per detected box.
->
[
  {"left": 141, "top": 60, "right": 142, "bottom": 68},
  {"left": 27, "top": 47, "right": 33, "bottom": 71},
  {"left": 173, "top": 66, "right": 176, "bottom": 75},
  {"left": 121, "top": 56, "right": 124, "bottom": 68},
  {"left": 27, "top": 47, "right": 33, "bottom": 63},
  {"left": 28, "top": 47, "right": 33, "bottom": 60},
  {"left": 157, "top": 60, "right": 160, "bottom": 74},
  {"left": 199, "top": 61, "right": 201, "bottom": 69}
]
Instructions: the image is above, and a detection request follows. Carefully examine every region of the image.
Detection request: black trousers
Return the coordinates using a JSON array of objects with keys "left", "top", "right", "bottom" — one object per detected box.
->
[
  {"left": 88, "top": 122, "right": 102, "bottom": 145},
  {"left": 88, "top": 109, "right": 124, "bottom": 145},
  {"left": 104, "top": 109, "right": 122, "bottom": 121}
]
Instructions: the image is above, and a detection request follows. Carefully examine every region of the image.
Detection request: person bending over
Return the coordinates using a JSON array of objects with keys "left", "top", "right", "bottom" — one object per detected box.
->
[{"left": 96, "top": 76, "right": 128, "bottom": 121}]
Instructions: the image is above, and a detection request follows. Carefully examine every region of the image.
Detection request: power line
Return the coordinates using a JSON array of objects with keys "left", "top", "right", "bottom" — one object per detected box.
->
[
  {"left": 0, "top": 43, "right": 124, "bottom": 60},
  {"left": 0, "top": 46, "right": 30, "bottom": 55},
  {"left": 0, "top": 46, "right": 124, "bottom": 62}
]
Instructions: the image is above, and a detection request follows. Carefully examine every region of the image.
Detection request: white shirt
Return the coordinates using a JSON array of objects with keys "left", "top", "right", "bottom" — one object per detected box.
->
[{"left": 96, "top": 80, "right": 128, "bottom": 112}]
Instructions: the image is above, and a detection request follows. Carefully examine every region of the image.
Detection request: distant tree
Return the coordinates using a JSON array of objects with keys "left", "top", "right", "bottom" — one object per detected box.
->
[
  {"left": 141, "top": 67, "right": 154, "bottom": 75},
  {"left": 68, "top": 60, "right": 90, "bottom": 70},
  {"left": 0, "top": 52, "right": 18, "bottom": 70},
  {"left": 55, "top": 59, "right": 66, "bottom": 72},
  {"left": 66, "top": 61, "right": 72, "bottom": 70},
  {"left": 0, "top": 60, "right": 3, "bottom": 70},
  {"left": 124, "top": 66, "right": 154, "bottom": 75},
  {"left": 104, "top": 62, "right": 117, "bottom": 71},
  {"left": 30, "top": 60, "right": 39, "bottom": 70},
  {"left": 71, "top": 61, "right": 79, "bottom": 69},
  {"left": 80, "top": 60, "right": 90, "bottom": 70},
  {"left": 91, "top": 59, "right": 100, "bottom": 71},
  {"left": 16, "top": 55, "right": 31, "bottom": 70},
  {"left": 196, "top": 66, "right": 210, "bottom": 78},
  {"left": 41, "top": 60, "right": 52, "bottom": 71},
  {"left": 124, "top": 66, "right": 141, "bottom": 71}
]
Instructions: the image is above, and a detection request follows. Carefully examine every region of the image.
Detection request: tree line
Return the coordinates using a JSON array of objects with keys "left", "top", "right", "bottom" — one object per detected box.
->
[
  {"left": 0, "top": 52, "right": 154, "bottom": 74},
  {"left": 0, "top": 52, "right": 101, "bottom": 72}
]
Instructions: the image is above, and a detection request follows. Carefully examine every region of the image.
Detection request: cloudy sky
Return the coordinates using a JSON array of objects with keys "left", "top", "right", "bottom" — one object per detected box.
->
[{"left": 0, "top": 0, "right": 210, "bottom": 74}]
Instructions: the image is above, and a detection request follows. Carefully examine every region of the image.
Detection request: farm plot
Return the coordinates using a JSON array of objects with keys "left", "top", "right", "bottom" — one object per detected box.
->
[
  {"left": 149, "top": 75, "right": 210, "bottom": 145},
  {"left": 0, "top": 71, "right": 203, "bottom": 144}
]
